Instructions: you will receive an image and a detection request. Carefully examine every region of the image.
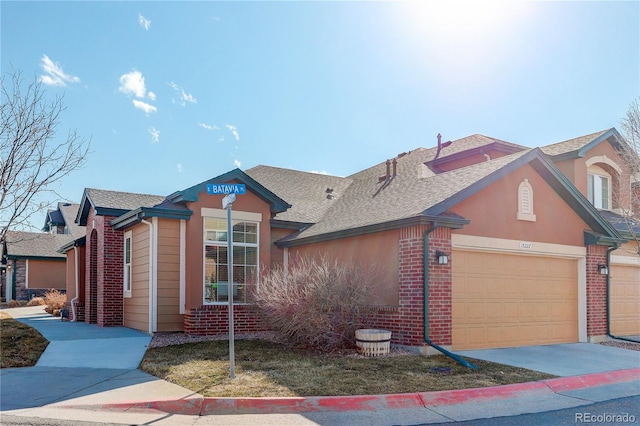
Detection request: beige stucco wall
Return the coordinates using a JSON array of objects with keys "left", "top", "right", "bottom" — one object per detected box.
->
[{"left": 288, "top": 229, "right": 400, "bottom": 306}]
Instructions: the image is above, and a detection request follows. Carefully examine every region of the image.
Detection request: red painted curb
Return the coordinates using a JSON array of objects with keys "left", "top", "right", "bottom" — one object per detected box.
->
[
  {"left": 419, "top": 381, "right": 548, "bottom": 407},
  {"left": 543, "top": 368, "right": 640, "bottom": 392},
  {"left": 59, "top": 368, "right": 640, "bottom": 416},
  {"left": 200, "top": 393, "right": 425, "bottom": 415}
]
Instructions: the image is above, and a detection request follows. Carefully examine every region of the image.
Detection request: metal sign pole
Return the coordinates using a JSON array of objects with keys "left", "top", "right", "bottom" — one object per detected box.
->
[{"left": 223, "top": 193, "right": 236, "bottom": 379}]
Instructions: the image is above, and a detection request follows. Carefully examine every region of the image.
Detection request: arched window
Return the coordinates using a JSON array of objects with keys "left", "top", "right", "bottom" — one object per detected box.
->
[
  {"left": 517, "top": 179, "right": 536, "bottom": 222},
  {"left": 586, "top": 164, "right": 612, "bottom": 210}
]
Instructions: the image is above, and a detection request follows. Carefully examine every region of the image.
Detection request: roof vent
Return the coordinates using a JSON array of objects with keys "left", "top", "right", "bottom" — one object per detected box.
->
[{"left": 326, "top": 188, "right": 335, "bottom": 200}]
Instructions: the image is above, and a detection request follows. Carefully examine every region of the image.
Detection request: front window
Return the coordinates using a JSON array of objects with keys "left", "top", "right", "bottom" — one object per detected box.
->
[
  {"left": 124, "top": 231, "right": 132, "bottom": 298},
  {"left": 204, "top": 218, "right": 258, "bottom": 304},
  {"left": 587, "top": 172, "right": 610, "bottom": 210}
]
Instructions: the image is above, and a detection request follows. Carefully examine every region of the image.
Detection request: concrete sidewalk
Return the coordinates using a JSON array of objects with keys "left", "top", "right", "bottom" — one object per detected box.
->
[{"left": 1, "top": 306, "right": 639, "bottom": 425}]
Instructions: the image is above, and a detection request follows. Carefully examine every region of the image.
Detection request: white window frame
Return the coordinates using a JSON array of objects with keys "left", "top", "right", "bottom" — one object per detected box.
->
[
  {"left": 203, "top": 214, "right": 260, "bottom": 305},
  {"left": 124, "top": 231, "right": 132, "bottom": 298},
  {"left": 587, "top": 165, "right": 611, "bottom": 210}
]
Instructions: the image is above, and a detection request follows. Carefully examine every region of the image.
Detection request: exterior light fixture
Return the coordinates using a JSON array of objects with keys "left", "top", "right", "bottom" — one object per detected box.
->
[
  {"left": 598, "top": 264, "right": 609, "bottom": 276},
  {"left": 436, "top": 250, "right": 449, "bottom": 265}
]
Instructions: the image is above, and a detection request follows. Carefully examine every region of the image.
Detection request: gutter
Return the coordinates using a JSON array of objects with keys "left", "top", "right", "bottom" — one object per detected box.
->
[
  {"left": 606, "top": 245, "right": 640, "bottom": 343},
  {"left": 423, "top": 224, "right": 478, "bottom": 369}
]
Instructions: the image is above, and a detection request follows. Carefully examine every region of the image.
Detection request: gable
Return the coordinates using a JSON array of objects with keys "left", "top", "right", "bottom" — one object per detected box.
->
[{"left": 450, "top": 163, "right": 592, "bottom": 246}]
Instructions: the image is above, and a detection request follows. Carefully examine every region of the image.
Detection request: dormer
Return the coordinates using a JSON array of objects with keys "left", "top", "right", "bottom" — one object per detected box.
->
[{"left": 425, "top": 135, "right": 527, "bottom": 173}]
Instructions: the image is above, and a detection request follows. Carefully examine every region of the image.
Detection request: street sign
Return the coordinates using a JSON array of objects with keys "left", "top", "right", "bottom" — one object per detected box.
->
[{"left": 207, "top": 183, "right": 246, "bottom": 195}]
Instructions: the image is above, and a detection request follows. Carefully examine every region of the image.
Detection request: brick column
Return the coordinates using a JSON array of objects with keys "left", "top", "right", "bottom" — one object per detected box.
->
[{"left": 586, "top": 244, "right": 608, "bottom": 342}]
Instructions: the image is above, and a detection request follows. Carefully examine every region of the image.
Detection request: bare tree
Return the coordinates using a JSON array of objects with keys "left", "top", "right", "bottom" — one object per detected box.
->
[
  {"left": 618, "top": 97, "right": 640, "bottom": 256},
  {"left": 1, "top": 70, "right": 90, "bottom": 243}
]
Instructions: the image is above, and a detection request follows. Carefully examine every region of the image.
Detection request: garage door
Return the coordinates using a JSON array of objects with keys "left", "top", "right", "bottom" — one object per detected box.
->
[
  {"left": 452, "top": 250, "right": 579, "bottom": 350},
  {"left": 610, "top": 264, "right": 640, "bottom": 336}
]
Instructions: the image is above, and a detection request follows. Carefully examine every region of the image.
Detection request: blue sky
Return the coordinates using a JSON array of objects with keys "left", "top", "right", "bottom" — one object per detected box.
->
[{"left": 2, "top": 1, "right": 639, "bottom": 226}]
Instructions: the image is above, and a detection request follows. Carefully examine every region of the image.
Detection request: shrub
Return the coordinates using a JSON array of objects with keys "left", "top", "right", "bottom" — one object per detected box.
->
[
  {"left": 253, "top": 255, "right": 376, "bottom": 352},
  {"left": 8, "top": 299, "right": 19, "bottom": 308},
  {"left": 27, "top": 297, "right": 45, "bottom": 306},
  {"left": 43, "top": 289, "right": 67, "bottom": 316}
]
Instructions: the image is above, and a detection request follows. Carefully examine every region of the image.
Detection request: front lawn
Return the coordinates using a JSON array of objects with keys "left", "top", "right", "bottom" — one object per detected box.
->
[
  {"left": 0, "top": 311, "right": 49, "bottom": 368},
  {"left": 140, "top": 339, "right": 556, "bottom": 397}
]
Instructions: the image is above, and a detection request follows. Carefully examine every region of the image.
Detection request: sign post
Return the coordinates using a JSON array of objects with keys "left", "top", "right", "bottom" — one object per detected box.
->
[{"left": 208, "top": 183, "right": 246, "bottom": 379}]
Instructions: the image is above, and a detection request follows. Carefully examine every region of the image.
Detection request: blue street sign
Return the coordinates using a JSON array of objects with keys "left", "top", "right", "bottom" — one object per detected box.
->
[{"left": 207, "top": 183, "right": 247, "bottom": 195}]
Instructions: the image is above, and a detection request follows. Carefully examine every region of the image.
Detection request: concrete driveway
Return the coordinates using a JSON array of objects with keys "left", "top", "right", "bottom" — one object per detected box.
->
[{"left": 458, "top": 343, "right": 640, "bottom": 376}]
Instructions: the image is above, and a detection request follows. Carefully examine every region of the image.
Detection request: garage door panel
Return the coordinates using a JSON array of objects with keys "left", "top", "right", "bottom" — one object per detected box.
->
[
  {"left": 453, "top": 250, "right": 579, "bottom": 350},
  {"left": 610, "top": 264, "right": 640, "bottom": 336}
]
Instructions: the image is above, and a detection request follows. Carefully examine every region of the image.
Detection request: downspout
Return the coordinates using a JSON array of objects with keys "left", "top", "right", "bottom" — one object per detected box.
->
[
  {"left": 70, "top": 246, "right": 79, "bottom": 322},
  {"left": 424, "top": 223, "right": 478, "bottom": 369},
  {"left": 606, "top": 244, "right": 640, "bottom": 343}
]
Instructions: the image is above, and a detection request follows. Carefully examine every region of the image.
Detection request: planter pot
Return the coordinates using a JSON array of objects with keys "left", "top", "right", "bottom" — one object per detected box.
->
[{"left": 355, "top": 329, "right": 391, "bottom": 357}]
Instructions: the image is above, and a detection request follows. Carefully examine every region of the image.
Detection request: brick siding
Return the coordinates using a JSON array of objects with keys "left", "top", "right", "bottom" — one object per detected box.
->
[
  {"left": 184, "top": 304, "right": 266, "bottom": 335},
  {"left": 586, "top": 244, "right": 608, "bottom": 340},
  {"left": 367, "top": 224, "right": 452, "bottom": 350}
]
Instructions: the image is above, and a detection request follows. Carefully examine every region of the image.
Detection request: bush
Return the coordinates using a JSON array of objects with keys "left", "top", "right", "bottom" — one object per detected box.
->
[
  {"left": 27, "top": 297, "right": 45, "bottom": 306},
  {"left": 8, "top": 299, "right": 19, "bottom": 308},
  {"left": 253, "top": 255, "right": 376, "bottom": 352},
  {"left": 43, "top": 289, "right": 67, "bottom": 316}
]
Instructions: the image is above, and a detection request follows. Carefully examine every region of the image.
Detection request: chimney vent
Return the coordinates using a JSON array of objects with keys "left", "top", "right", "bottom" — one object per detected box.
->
[{"left": 392, "top": 158, "right": 397, "bottom": 176}]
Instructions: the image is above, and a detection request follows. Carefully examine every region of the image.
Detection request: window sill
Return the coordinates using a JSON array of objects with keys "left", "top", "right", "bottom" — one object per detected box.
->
[{"left": 516, "top": 212, "right": 537, "bottom": 222}]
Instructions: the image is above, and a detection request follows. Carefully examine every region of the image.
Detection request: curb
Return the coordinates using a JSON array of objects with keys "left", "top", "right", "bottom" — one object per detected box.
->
[{"left": 60, "top": 368, "right": 640, "bottom": 416}]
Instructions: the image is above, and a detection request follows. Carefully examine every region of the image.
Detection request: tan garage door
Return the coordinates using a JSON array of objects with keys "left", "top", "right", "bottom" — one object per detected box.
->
[
  {"left": 452, "top": 250, "right": 579, "bottom": 350},
  {"left": 610, "top": 264, "right": 640, "bottom": 336}
]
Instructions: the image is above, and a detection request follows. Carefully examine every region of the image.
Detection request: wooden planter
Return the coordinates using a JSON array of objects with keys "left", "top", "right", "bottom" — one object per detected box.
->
[{"left": 355, "top": 329, "right": 391, "bottom": 357}]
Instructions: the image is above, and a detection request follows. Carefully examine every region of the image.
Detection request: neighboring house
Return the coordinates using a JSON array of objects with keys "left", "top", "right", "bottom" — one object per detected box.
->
[
  {"left": 60, "top": 128, "right": 639, "bottom": 353},
  {"left": 1, "top": 203, "right": 82, "bottom": 302},
  {"left": 2, "top": 231, "right": 71, "bottom": 301}
]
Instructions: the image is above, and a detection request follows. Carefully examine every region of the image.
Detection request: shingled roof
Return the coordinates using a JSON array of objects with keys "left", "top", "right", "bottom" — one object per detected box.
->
[
  {"left": 4, "top": 231, "right": 70, "bottom": 259},
  {"left": 541, "top": 129, "right": 615, "bottom": 157},
  {"left": 77, "top": 188, "right": 167, "bottom": 226},
  {"left": 245, "top": 166, "right": 352, "bottom": 224}
]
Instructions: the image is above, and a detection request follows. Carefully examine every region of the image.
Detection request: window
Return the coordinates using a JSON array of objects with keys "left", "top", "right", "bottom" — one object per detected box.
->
[
  {"left": 517, "top": 179, "right": 536, "bottom": 222},
  {"left": 124, "top": 231, "right": 132, "bottom": 298},
  {"left": 587, "top": 172, "right": 610, "bottom": 210},
  {"left": 204, "top": 217, "right": 258, "bottom": 304}
]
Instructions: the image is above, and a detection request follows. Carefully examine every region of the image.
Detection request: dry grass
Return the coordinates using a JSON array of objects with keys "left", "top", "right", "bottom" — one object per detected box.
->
[
  {"left": 0, "top": 311, "right": 49, "bottom": 368},
  {"left": 140, "top": 339, "right": 556, "bottom": 397}
]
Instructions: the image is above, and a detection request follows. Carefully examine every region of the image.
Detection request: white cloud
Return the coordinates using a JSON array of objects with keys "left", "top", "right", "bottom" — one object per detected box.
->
[
  {"left": 168, "top": 81, "right": 197, "bottom": 106},
  {"left": 226, "top": 124, "right": 239, "bottom": 141},
  {"left": 138, "top": 14, "right": 151, "bottom": 30},
  {"left": 198, "top": 122, "right": 220, "bottom": 131},
  {"left": 310, "top": 170, "right": 330, "bottom": 175},
  {"left": 181, "top": 90, "right": 197, "bottom": 104},
  {"left": 133, "top": 100, "right": 157, "bottom": 114},
  {"left": 39, "top": 55, "right": 80, "bottom": 87},
  {"left": 148, "top": 91, "right": 156, "bottom": 101},
  {"left": 177, "top": 163, "right": 183, "bottom": 173},
  {"left": 119, "top": 70, "right": 147, "bottom": 98},
  {"left": 234, "top": 159, "right": 242, "bottom": 168},
  {"left": 148, "top": 126, "right": 160, "bottom": 143}
]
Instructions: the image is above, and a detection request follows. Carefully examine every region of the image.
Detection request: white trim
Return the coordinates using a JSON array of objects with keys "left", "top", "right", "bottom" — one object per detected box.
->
[
  {"left": 586, "top": 155, "right": 623, "bottom": 174},
  {"left": 179, "top": 219, "right": 186, "bottom": 314},
  {"left": 70, "top": 247, "right": 79, "bottom": 321},
  {"left": 451, "top": 234, "right": 586, "bottom": 257},
  {"left": 25, "top": 259, "right": 29, "bottom": 289},
  {"left": 610, "top": 255, "right": 640, "bottom": 266},
  {"left": 6, "top": 262, "right": 13, "bottom": 301},
  {"left": 151, "top": 217, "right": 158, "bottom": 333},
  {"left": 201, "top": 207, "right": 262, "bottom": 222},
  {"left": 123, "top": 230, "right": 132, "bottom": 298},
  {"left": 578, "top": 257, "right": 587, "bottom": 342}
]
